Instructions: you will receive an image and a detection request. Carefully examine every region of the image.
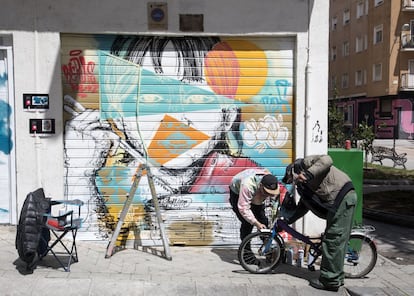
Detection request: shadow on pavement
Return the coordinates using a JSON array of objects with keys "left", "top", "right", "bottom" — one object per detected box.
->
[{"left": 210, "top": 246, "right": 318, "bottom": 281}]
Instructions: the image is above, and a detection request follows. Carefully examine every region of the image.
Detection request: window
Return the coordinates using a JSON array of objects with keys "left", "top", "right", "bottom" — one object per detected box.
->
[
  {"left": 331, "top": 46, "right": 337, "bottom": 61},
  {"left": 331, "top": 17, "right": 337, "bottom": 31},
  {"left": 380, "top": 99, "right": 392, "bottom": 117},
  {"left": 355, "top": 70, "right": 363, "bottom": 86},
  {"left": 374, "top": 0, "right": 384, "bottom": 7},
  {"left": 345, "top": 105, "right": 354, "bottom": 125},
  {"left": 342, "top": 73, "right": 349, "bottom": 88},
  {"left": 357, "top": 2, "right": 365, "bottom": 18},
  {"left": 374, "top": 25, "right": 383, "bottom": 44},
  {"left": 343, "top": 41, "right": 349, "bottom": 56},
  {"left": 356, "top": 36, "right": 363, "bottom": 52},
  {"left": 373, "top": 63, "right": 382, "bottom": 81},
  {"left": 343, "top": 9, "right": 350, "bottom": 25},
  {"left": 331, "top": 75, "right": 337, "bottom": 91},
  {"left": 364, "top": 34, "right": 368, "bottom": 50}
]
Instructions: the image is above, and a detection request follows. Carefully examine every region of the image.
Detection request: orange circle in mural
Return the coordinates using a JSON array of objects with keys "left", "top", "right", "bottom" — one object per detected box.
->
[{"left": 204, "top": 40, "right": 268, "bottom": 102}]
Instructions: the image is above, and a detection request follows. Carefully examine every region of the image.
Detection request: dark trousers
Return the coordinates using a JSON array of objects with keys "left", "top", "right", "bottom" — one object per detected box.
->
[
  {"left": 320, "top": 190, "right": 357, "bottom": 287},
  {"left": 229, "top": 189, "right": 268, "bottom": 241}
]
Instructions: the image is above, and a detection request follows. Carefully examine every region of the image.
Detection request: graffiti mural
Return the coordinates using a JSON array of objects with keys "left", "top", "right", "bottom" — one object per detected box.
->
[
  {"left": 61, "top": 35, "right": 294, "bottom": 245},
  {"left": 395, "top": 99, "right": 414, "bottom": 139},
  {"left": 0, "top": 52, "right": 13, "bottom": 223}
]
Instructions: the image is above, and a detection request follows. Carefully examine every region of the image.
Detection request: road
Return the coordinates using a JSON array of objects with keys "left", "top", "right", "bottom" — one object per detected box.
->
[{"left": 363, "top": 217, "right": 414, "bottom": 265}]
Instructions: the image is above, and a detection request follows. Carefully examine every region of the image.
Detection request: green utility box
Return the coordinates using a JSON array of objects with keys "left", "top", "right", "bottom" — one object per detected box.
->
[{"left": 328, "top": 149, "right": 363, "bottom": 225}]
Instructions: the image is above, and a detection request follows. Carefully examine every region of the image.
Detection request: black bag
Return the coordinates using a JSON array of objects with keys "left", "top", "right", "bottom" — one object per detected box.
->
[
  {"left": 280, "top": 191, "right": 297, "bottom": 219},
  {"left": 15, "top": 188, "right": 51, "bottom": 264}
]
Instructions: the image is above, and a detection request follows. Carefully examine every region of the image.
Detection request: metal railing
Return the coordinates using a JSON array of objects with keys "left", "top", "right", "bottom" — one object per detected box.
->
[
  {"left": 402, "top": 0, "right": 414, "bottom": 10},
  {"left": 400, "top": 73, "right": 414, "bottom": 89},
  {"left": 401, "top": 33, "right": 414, "bottom": 49}
]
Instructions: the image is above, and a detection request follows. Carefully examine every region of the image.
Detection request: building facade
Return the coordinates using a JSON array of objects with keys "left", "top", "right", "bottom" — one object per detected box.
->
[
  {"left": 0, "top": 0, "right": 328, "bottom": 245},
  {"left": 329, "top": 0, "right": 414, "bottom": 140}
]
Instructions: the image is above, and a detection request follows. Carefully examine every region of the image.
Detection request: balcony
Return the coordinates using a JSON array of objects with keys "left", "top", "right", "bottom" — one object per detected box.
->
[
  {"left": 402, "top": 0, "right": 414, "bottom": 11},
  {"left": 400, "top": 73, "right": 414, "bottom": 90},
  {"left": 401, "top": 33, "right": 414, "bottom": 50}
]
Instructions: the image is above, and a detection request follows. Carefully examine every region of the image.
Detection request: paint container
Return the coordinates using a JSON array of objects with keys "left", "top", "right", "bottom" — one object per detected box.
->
[
  {"left": 307, "top": 251, "right": 314, "bottom": 265},
  {"left": 345, "top": 140, "right": 351, "bottom": 150},
  {"left": 285, "top": 248, "right": 294, "bottom": 265},
  {"left": 297, "top": 247, "right": 304, "bottom": 267}
]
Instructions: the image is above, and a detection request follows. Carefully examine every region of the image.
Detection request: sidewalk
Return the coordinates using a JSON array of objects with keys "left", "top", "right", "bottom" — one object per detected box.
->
[{"left": 1, "top": 226, "right": 413, "bottom": 296}]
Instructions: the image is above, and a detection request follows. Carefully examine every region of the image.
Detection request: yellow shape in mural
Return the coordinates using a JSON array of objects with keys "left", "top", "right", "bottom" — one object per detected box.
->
[
  {"left": 204, "top": 40, "right": 268, "bottom": 102},
  {"left": 148, "top": 115, "right": 210, "bottom": 165}
]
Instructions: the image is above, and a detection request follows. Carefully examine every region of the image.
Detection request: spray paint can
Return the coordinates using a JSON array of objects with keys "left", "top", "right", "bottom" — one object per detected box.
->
[
  {"left": 307, "top": 251, "right": 315, "bottom": 270},
  {"left": 297, "top": 247, "right": 304, "bottom": 267},
  {"left": 307, "top": 251, "right": 314, "bottom": 265},
  {"left": 285, "top": 248, "right": 294, "bottom": 265}
]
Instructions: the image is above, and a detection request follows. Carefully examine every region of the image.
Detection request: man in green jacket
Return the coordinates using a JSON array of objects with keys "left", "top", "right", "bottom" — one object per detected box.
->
[{"left": 282, "top": 155, "right": 357, "bottom": 292}]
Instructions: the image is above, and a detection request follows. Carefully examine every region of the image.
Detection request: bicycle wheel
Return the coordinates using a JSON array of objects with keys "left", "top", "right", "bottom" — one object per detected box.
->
[
  {"left": 238, "top": 231, "right": 283, "bottom": 274},
  {"left": 344, "top": 233, "right": 377, "bottom": 278}
]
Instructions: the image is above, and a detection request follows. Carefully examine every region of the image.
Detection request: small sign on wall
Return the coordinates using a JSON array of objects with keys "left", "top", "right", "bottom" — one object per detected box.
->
[
  {"left": 148, "top": 2, "right": 168, "bottom": 30},
  {"left": 23, "top": 94, "right": 49, "bottom": 111},
  {"left": 29, "top": 119, "right": 55, "bottom": 135},
  {"left": 179, "top": 14, "right": 204, "bottom": 32}
]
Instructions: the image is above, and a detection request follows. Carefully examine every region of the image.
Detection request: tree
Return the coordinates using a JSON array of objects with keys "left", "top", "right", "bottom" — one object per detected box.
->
[
  {"left": 354, "top": 120, "right": 375, "bottom": 168},
  {"left": 328, "top": 104, "right": 346, "bottom": 148}
]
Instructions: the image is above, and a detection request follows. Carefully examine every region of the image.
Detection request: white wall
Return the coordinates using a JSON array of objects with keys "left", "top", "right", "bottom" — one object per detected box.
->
[{"left": 0, "top": 0, "right": 328, "bottom": 233}]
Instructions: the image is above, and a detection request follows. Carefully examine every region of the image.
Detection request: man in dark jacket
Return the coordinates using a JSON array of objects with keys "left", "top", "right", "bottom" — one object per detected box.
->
[{"left": 282, "top": 155, "right": 357, "bottom": 292}]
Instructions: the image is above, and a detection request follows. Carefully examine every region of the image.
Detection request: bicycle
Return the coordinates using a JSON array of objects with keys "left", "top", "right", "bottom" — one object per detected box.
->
[{"left": 238, "top": 195, "right": 378, "bottom": 278}]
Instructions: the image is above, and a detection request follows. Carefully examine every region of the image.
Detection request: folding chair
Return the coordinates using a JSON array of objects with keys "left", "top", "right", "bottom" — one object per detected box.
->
[
  {"left": 16, "top": 188, "right": 84, "bottom": 272},
  {"left": 37, "top": 199, "right": 84, "bottom": 272}
]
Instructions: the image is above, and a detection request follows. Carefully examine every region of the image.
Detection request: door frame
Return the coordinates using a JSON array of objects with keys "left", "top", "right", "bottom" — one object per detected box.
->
[{"left": 0, "top": 46, "right": 17, "bottom": 224}]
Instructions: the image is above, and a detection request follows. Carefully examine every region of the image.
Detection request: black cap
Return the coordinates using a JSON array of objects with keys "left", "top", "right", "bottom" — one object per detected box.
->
[{"left": 261, "top": 174, "right": 280, "bottom": 195}]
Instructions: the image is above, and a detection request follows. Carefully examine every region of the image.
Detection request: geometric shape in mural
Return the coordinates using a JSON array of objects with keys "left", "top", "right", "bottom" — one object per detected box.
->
[{"left": 147, "top": 114, "right": 210, "bottom": 165}]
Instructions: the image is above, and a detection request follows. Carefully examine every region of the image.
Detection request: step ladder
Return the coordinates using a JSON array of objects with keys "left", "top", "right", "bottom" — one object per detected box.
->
[{"left": 105, "top": 163, "right": 172, "bottom": 260}]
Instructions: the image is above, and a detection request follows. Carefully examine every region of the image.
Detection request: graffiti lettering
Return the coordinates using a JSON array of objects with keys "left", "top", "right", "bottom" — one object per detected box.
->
[
  {"left": 62, "top": 50, "right": 98, "bottom": 96},
  {"left": 312, "top": 120, "right": 323, "bottom": 143},
  {"left": 159, "top": 196, "right": 191, "bottom": 210},
  {"left": 260, "top": 79, "right": 291, "bottom": 113}
]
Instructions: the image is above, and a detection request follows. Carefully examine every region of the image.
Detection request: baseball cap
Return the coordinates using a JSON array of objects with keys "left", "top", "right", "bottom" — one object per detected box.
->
[{"left": 261, "top": 174, "right": 280, "bottom": 195}]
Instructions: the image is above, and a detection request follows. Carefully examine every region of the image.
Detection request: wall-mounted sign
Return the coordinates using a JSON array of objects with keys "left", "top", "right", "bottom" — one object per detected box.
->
[
  {"left": 29, "top": 118, "right": 55, "bottom": 135},
  {"left": 179, "top": 14, "right": 204, "bottom": 32},
  {"left": 148, "top": 2, "right": 168, "bottom": 30},
  {"left": 23, "top": 94, "right": 49, "bottom": 110}
]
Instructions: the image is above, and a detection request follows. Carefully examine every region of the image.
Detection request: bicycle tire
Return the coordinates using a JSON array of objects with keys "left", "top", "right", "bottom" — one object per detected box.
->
[
  {"left": 344, "top": 233, "right": 377, "bottom": 278},
  {"left": 238, "top": 231, "right": 283, "bottom": 274}
]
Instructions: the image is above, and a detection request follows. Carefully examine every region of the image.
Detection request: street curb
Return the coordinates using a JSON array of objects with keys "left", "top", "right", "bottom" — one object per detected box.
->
[
  {"left": 364, "top": 179, "right": 414, "bottom": 185},
  {"left": 363, "top": 209, "right": 414, "bottom": 229}
]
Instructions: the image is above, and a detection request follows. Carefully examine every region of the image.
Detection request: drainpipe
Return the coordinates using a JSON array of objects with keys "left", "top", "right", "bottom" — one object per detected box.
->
[
  {"left": 303, "top": 0, "right": 312, "bottom": 235},
  {"left": 304, "top": 0, "right": 312, "bottom": 157},
  {"left": 304, "top": 59, "right": 311, "bottom": 157}
]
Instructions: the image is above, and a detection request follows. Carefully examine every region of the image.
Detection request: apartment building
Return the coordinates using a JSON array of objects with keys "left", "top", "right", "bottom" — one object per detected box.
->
[{"left": 329, "top": 0, "right": 414, "bottom": 140}]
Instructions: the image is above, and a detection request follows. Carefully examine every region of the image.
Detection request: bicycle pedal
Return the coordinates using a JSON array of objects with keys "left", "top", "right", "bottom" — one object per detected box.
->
[{"left": 308, "top": 265, "right": 316, "bottom": 271}]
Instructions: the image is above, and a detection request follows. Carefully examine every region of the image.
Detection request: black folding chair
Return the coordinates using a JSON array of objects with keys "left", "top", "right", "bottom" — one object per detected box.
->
[{"left": 38, "top": 199, "right": 84, "bottom": 272}]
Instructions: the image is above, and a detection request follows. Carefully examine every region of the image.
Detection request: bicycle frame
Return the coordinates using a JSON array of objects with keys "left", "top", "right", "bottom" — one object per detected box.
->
[
  {"left": 260, "top": 217, "right": 322, "bottom": 266},
  {"left": 239, "top": 182, "right": 377, "bottom": 277}
]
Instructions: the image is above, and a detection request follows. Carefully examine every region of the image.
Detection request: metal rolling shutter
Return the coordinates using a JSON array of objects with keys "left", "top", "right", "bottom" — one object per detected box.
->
[{"left": 61, "top": 34, "right": 294, "bottom": 245}]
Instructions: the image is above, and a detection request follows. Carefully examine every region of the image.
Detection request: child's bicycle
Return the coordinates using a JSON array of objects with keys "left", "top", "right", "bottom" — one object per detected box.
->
[{"left": 238, "top": 197, "right": 378, "bottom": 278}]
